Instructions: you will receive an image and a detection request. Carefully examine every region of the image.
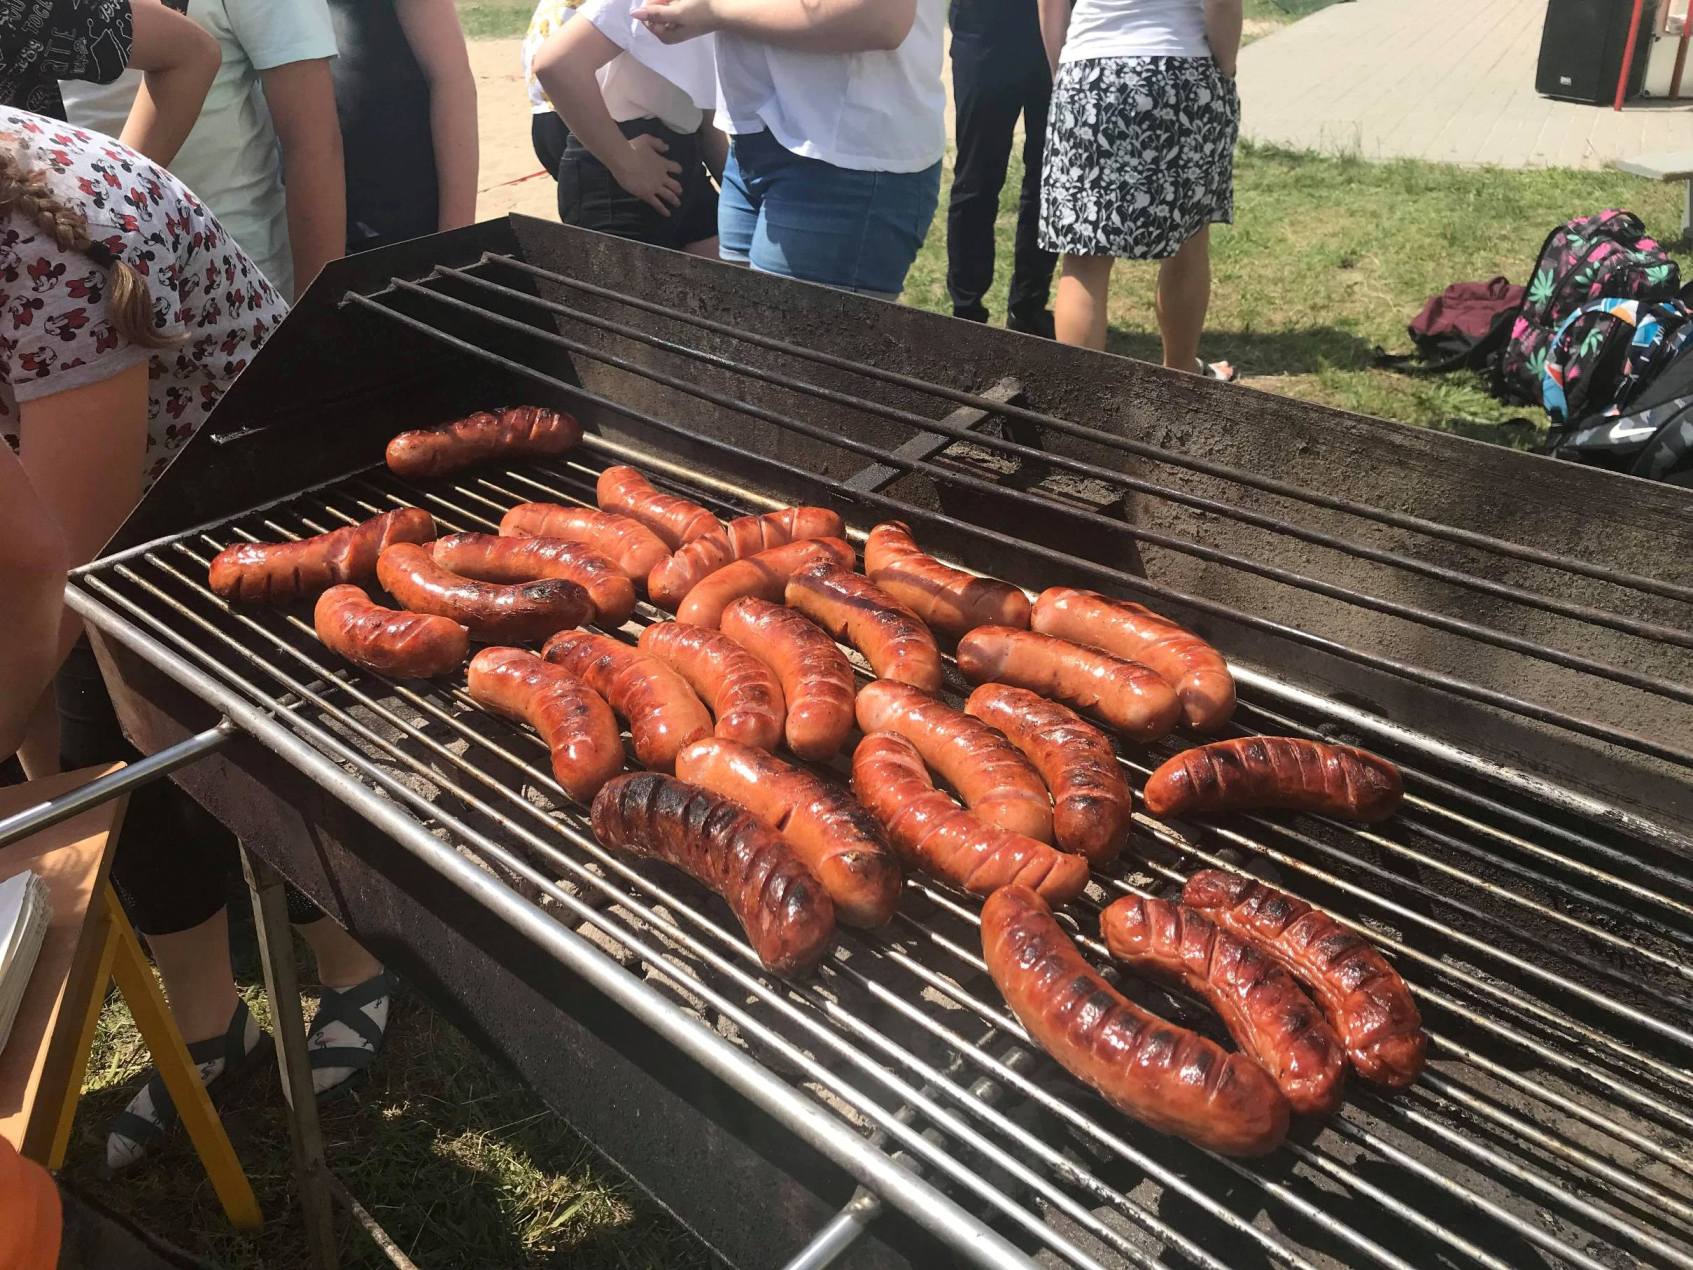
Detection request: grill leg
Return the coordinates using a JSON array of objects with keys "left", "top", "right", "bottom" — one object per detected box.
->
[{"left": 243, "top": 847, "right": 339, "bottom": 1270}]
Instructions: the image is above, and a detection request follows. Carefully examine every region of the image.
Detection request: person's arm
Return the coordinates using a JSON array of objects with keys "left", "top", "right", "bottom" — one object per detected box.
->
[
  {"left": 1205, "top": 0, "right": 1243, "bottom": 77},
  {"left": 632, "top": 0, "right": 916, "bottom": 53},
  {"left": 395, "top": 0, "right": 480, "bottom": 230},
  {"left": 1036, "top": 0, "right": 1071, "bottom": 78},
  {"left": 116, "top": 1, "right": 222, "bottom": 166},
  {"left": 258, "top": 57, "right": 346, "bottom": 299},
  {"left": 0, "top": 445, "right": 70, "bottom": 761}
]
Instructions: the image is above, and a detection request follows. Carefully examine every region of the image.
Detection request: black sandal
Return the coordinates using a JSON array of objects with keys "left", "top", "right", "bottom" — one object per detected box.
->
[{"left": 305, "top": 969, "right": 395, "bottom": 1103}]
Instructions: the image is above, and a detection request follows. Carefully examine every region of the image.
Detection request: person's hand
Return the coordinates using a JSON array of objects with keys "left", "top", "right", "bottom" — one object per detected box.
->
[
  {"left": 631, "top": 0, "right": 721, "bottom": 44},
  {"left": 612, "top": 134, "right": 684, "bottom": 215},
  {"left": 1214, "top": 55, "right": 1238, "bottom": 79}
]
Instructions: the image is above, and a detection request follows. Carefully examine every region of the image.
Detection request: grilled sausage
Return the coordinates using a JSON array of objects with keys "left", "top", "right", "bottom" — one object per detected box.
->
[
  {"left": 851, "top": 733, "right": 1087, "bottom": 901},
  {"left": 954, "top": 626, "right": 1182, "bottom": 743},
  {"left": 677, "top": 537, "right": 855, "bottom": 629},
  {"left": 385, "top": 405, "right": 581, "bottom": 480},
  {"left": 638, "top": 621, "right": 786, "bottom": 752},
  {"left": 982, "top": 886, "right": 1289, "bottom": 1156},
  {"left": 466, "top": 647, "right": 625, "bottom": 800},
  {"left": 541, "top": 630, "right": 714, "bottom": 772},
  {"left": 855, "top": 680, "right": 1054, "bottom": 843},
  {"left": 499, "top": 503, "right": 671, "bottom": 581},
  {"left": 676, "top": 738, "right": 902, "bottom": 927},
  {"left": 1182, "top": 870, "right": 1426, "bottom": 1088},
  {"left": 376, "top": 543, "right": 591, "bottom": 643},
  {"left": 1032, "top": 588, "right": 1235, "bottom": 732},
  {"left": 1143, "top": 737, "right": 1403, "bottom": 823},
  {"left": 208, "top": 507, "right": 436, "bottom": 603},
  {"left": 963, "top": 684, "right": 1131, "bottom": 863},
  {"left": 595, "top": 465, "right": 722, "bottom": 549},
  {"left": 648, "top": 506, "right": 847, "bottom": 611},
  {"left": 785, "top": 563, "right": 943, "bottom": 693},
  {"left": 720, "top": 598, "right": 855, "bottom": 761},
  {"left": 591, "top": 772, "right": 835, "bottom": 975},
  {"left": 430, "top": 532, "right": 636, "bottom": 626},
  {"left": 313, "top": 585, "right": 469, "bottom": 678},
  {"left": 863, "top": 520, "right": 1030, "bottom": 640},
  {"left": 1100, "top": 895, "right": 1346, "bottom": 1117}
]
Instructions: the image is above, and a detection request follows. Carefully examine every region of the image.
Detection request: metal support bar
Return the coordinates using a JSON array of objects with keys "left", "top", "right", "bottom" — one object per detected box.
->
[
  {"left": 783, "top": 1190, "right": 884, "bottom": 1270},
  {"left": 844, "top": 377, "right": 1023, "bottom": 493}
]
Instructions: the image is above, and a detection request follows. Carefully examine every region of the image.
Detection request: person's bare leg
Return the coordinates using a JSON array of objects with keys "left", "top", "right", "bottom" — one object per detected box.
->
[
  {"left": 684, "top": 235, "right": 721, "bottom": 259},
  {"left": 1054, "top": 253, "right": 1115, "bottom": 350},
  {"left": 16, "top": 690, "right": 60, "bottom": 780},
  {"left": 1155, "top": 226, "right": 1230, "bottom": 377},
  {"left": 147, "top": 907, "right": 241, "bottom": 1043}
]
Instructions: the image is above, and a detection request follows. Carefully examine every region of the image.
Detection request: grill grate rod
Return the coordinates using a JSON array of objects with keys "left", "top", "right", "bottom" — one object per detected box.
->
[{"left": 342, "top": 291, "right": 1693, "bottom": 774}]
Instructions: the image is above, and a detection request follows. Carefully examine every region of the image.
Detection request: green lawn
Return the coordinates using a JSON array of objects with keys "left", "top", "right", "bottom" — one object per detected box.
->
[{"left": 458, "top": 0, "right": 537, "bottom": 40}]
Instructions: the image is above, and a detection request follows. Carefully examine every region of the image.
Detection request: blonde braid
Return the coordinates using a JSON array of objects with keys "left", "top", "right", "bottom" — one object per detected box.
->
[{"left": 0, "top": 142, "right": 181, "bottom": 351}]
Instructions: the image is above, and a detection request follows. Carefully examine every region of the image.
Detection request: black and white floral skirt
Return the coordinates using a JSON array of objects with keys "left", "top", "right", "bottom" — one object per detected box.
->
[{"left": 1040, "top": 55, "right": 1240, "bottom": 260}]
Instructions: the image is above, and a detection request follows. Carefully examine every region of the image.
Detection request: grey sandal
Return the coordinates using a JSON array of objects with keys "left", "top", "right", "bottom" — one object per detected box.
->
[{"left": 305, "top": 969, "right": 394, "bottom": 1103}]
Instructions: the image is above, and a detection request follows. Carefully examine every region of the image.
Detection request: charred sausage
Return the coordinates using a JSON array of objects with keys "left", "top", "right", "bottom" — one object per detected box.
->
[
  {"left": 863, "top": 520, "right": 1029, "bottom": 640},
  {"left": 385, "top": 405, "right": 581, "bottom": 480},
  {"left": 855, "top": 680, "right": 1054, "bottom": 843},
  {"left": 541, "top": 630, "right": 713, "bottom": 772},
  {"left": 1143, "top": 737, "right": 1403, "bottom": 823},
  {"left": 591, "top": 772, "right": 835, "bottom": 976},
  {"left": 785, "top": 563, "right": 943, "bottom": 693},
  {"left": 982, "top": 886, "right": 1289, "bottom": 1156},
  {"left": 498, "top": 503, "right": 671, "bottom": 581},
  {"left": 1032, "top": 588, "right": 1235, "bottom": 732},
  {"left": 209, "top": 507, "right": 435, "bottom": 603},
  {"left": 676, "top": 738, "right": 902, "bottom": 928},
  {"left": 595, "top": 465, "right": 722, "bottom": 549},
  {"left": 1100, "top": 895, "right": 1346, "bottom": 1117},
  {"left": 648, "top": 506, "right": 846, "bottom": 611},
  {"left": 720, "top": 598, "right": 855, "bottom": 761},
  {"left": 313, "top": 585, "right": 468, "bottom": 678},
  {"left": 954, "top": 626, "right": 1182, "bottom": 743},
  {"left": 963, "top": 684, "right": 1131, "bottom": 864},
  {"left": 637, "top": 621, "right": 786, "bottom": 752},
  {"left": 466, "top": 647, "right": 625, "bottom": 800},
  {"left": 376, "top": 543, "right": 591, "bottom": 643},
  {"left": 677, "top": 537, "right": 855, "bottom": 629},
  {"left": 851, "top": 733, "right": 1088, "bottom": 901},
  {"left": 1182, "top": 870, "right": 1426, "bottom": 1088},
  {"left": 430, "top": 532, "right": 636, "bottom": 626}
]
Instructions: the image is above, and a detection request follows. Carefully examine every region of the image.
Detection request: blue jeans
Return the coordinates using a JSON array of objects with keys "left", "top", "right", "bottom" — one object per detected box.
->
[{"left": 718, "top": 130, "right": 942, "bottom": 297}]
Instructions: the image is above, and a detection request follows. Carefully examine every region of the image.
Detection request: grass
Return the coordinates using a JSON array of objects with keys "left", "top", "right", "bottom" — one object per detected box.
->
[{"left": 458, "top": 0, "right": 538, "bottom": 40}]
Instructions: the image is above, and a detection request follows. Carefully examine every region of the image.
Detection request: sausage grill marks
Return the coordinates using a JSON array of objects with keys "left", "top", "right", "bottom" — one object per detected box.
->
[
  {"left": 720, "top": 598, "right": 856, "bottom": 761},
  {"left": 209, "top": 507, "right": 436, "bottom": 603},
  {"left": 595, "top": 465, "right": 723, "bottom": 549},
  {"left": 313, "top": 585, "right": 469, "bottom": 679},
  {"left": 499, "top": 503, "right": 671, "bottom": 581},
  {"left": 676, "top": 536, "right": 855, "bottom": 629},
  {"left": 863, "top": 520, "right": 1030, "bottom": 639},
  {"left": 1144, "top": 737, "right": 1403, "bottom": 823},
  {"left": 637, "top": 621, "right": 786, "bottom": 753},
  {"left": 648, "top": 506, "right": 846, "bottom": 610},
  {"left": 855, "top": 680, "right": 1054, "bottom": 844},
  {"left": 466, "top": 648, "right": 625, "bottom": 801},
  {"left": 430, "top": 532, "right": 636, "bottom": 627},
  {"left": 376, "top": 543, "right": 591, "bottom": 644},
  {"left": 982, "top": 886, "right": 1290, "bottom": 1157},
  {"left": 385, "top": 405, "right": 581, "bottom": 480},
  {"left": 542, "top": 630, "right": 713, "bottom": 773},
  {"left": 591, "top": 773, "right": 835, "bottom": 976},
  {"left": 784, "top": 562, "right": 943, "bottom": 693}
]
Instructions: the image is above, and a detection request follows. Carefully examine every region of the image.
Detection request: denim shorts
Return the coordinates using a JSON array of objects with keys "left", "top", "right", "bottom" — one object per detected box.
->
[{"left": 718, "top": 130, "right": 942, "bottom": 297}]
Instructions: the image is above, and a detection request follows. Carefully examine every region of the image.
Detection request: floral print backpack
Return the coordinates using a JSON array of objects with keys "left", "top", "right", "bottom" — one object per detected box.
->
[{"left": 1540, "top": 297, "right": 1693, "bottom": 425}]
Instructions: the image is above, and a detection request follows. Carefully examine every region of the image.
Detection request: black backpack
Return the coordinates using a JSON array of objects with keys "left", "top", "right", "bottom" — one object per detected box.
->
[{"left": 1543, "top": 342, "right": 1693, "bottom": 486}]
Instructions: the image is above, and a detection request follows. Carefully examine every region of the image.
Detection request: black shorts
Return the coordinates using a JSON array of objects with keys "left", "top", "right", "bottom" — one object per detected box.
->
[{"left": 557, "top": 117, "right": 719, "bottom": 251}]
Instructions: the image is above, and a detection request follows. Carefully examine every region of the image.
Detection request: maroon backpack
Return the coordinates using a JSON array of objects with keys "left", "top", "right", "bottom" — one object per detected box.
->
[{"left": 1403, "top": 277, "right": 1524, "bottom": 371}]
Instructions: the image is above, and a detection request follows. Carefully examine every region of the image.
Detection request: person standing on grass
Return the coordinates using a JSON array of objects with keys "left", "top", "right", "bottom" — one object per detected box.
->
[
  {"left": 947, "top": 0, "right": 1059, "bottom": 337},
  {"left": 1037, "top": 0, "right": 1242, "bottom": 377}
]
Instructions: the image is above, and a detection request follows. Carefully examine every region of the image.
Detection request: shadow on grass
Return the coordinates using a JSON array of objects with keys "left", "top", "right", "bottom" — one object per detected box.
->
[{"left": 1103, "top": 324, "right": 1378, "bottom": 375}]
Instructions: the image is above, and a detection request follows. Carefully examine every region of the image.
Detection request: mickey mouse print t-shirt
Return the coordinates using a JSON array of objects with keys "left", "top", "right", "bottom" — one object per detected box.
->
[{"left": 1, "top": 108, "right": 286, "bottom": 490}]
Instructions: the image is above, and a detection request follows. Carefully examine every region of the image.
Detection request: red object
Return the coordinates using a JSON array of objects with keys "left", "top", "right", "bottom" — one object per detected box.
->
[
  {"left": 1616, "top": 0, "right": 1648, "bottom": 109},
  {"left": 1672, "top": 7, "right": 1690, "bottom": 99}
]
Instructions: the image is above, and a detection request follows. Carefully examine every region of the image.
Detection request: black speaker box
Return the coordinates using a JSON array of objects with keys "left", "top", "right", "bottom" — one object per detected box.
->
[{"left": 1537, "top": 0, "right": 1658, "bottom": 103}]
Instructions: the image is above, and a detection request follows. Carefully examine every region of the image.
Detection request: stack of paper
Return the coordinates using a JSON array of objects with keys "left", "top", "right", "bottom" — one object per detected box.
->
[{"left": 0, "top": 871, "right": 52, "bottom": 1057}]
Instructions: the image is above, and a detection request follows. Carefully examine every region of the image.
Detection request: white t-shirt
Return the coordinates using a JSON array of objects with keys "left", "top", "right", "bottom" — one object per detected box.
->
[
  {"left": 60, "top": 0, "right": 339, "bottom": 301},
  {"left": 1061, "top": 0, "right": 1210, "bottom": 63},
  {"left": 579, "top": 0, "right": 715, "bottom": 134},
  {"left": 713, "top": 0, "right": 946, "bottom": 173}
]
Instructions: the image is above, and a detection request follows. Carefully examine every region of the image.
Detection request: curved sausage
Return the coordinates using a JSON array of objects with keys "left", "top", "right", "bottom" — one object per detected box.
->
[
  {"left": 719, "top": 598, "right": 856, "bottom": 761},
  {"left": 376, "top": 543, "right": 591, "bottom": 643},
  {"left": 385, "top": 405, "right": 581, "bottom": 480},
  {"left": 1032, "top": 588, "right": 1235, "bottom": 732},
  {"left": 209, "top": 507, "right": 436, "bottom": 603},
  {"left": 313, "top": 585, "right": 468, "bottom": 678},
  {"left": 851, "top": 733, "right": 1088, "bottom": 901},
  {"left": 963, "top": 684, "right": 1131, "bottom": 864},
  {"left": 595, "top": 465, "right": 722, "bottom": 549},
  {"left": 591, "top": 772, "right": 835, "bottom": 976},
  {"left": 648, "top": 506, "right": 846, "bottom": 611},
  {"left": 954, "top": 626, "right": 1182, "bottom": 743},
  {"left": 637, "top": 621, "right": 785, "bottom": 752},
  {"left": 1100, "top": 895, "right": 1346, "bottom": 1117},
  {"left": 676, "top": 738, "right": 902, "bottom": 928},
  {"left": 541, "top": 630, "right": 713, "bottom": 771},
  {"left": 982, "top": 886, "right": 1289, "bottom": 1156},
  {"left": 784, "top": 563, "right": 942, "bottom": 693},
  {"left": 1182, "top": 870, "right": 1427, "bottom": 1088},
  {"left": 499, "top": 503, "right": 671, "bottom": 581},
  {"left": 430, "top": 532, "right": 636, "bottom": 626},
  {"left": 863, "top": 520, "right": 1030, "bottom": 639},
  {"left": 466, "top": 647, "right": 625, "bottom": 801},
  {"left": 1143, "top": 737, "right": 1403, "bottom": 823},
  {"left": 677, "top": 537, "right": 855, "bottom": 630},
  {"left": 855, "top": 680, "right": 1054, "bottom": 844}
]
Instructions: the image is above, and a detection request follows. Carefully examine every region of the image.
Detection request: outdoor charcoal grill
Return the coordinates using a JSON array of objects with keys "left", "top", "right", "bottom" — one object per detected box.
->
[{"left": 55, "top": 216, "right": 1693, "bottom": 1269}]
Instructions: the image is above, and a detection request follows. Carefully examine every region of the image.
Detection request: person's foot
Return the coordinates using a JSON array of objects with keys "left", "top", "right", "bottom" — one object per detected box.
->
[
  {"left": 307, "top": 969, "right": 394, "bottom": 1100},
  {"left": 1194, "top": 357, "right": 1238, "bottom": 382},
  {"left": 1008, "top": 309, "right": 1057, "bottom": 339}
]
